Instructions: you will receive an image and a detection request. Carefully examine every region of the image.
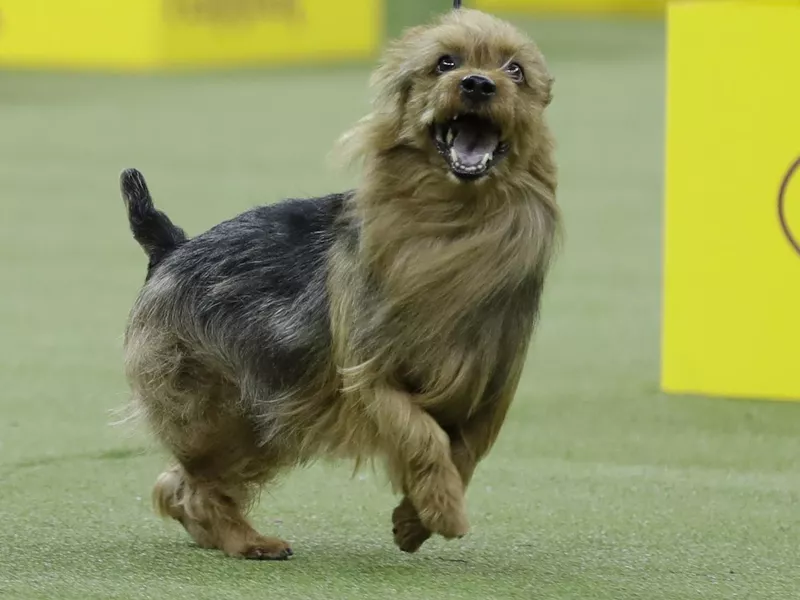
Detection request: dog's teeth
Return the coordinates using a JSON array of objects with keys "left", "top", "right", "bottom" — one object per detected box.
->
[
  {"left": 446, "top": 128, "right": 454, "bottom": 145},
  {"left": 450, "top": 148, "right": 458, "bottom": 163},
  {"left": 480, "top": 153, "right": 492, "bottom": 167}
]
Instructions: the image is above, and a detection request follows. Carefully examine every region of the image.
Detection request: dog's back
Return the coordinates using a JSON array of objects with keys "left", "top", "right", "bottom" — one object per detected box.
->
[{"left": 120, "top": 170, "right": 349, "bottom": 402}]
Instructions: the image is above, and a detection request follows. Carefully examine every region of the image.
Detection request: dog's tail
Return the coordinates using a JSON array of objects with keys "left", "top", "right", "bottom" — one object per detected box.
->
[{"left": 120, "top": 168, "right": 187, "bottom": 268}]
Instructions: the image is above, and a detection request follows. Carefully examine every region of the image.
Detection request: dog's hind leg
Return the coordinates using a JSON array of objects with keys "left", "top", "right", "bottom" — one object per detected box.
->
[
  {"left": 153, "top": 456, "right": 292, "bottom": 560},
  {"left": 152, "top": 406, "right": 292, "bottom": 559},
  {"left": 128, "top": 345, "right": 292, "bottom": 559}
]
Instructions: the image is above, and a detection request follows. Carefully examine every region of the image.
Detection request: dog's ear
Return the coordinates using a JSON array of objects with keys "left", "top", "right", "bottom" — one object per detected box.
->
[
  {"left": 536, "top": 49, "right": 555, "bottom": 107},
  {"left": 370, "top": 26, "right": 427, "bottom": 115},
  {"left": 357, "top": 26, "right": 428, "bottom": 150},
  {"left": 544, "top": 75, "right": 554, "bottom": 107},
  {"left": 333, "top": 24, "right": 430, "bottom": 165},
  {"left": 529, "top": 50, "right": 555, "bottom": 108},
  {"left": 332, "top": 35, "right": 418, "bottom": 167},
  {"left": 370, "top": 62, "right": 413, "bottom": 122}
]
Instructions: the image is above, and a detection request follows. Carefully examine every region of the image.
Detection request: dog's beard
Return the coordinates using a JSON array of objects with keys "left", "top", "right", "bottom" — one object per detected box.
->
[{"left": 431, "top": 114, "right": 510, "bottom": 181}]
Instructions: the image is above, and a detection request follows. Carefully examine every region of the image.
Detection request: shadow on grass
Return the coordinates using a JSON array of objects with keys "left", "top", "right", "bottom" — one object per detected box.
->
[
  {"left": 3, "top": 533, "right": 548, "bottom": 590},
  {"left": 6, "top": 446, "right": 152, "bottom": 470}
]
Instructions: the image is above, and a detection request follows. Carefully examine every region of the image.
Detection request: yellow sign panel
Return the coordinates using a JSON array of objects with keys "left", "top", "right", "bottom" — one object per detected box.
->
[
  {"left": 474, "top": 0, "right": 666, "bottom": 16},
  {"left": 662, "top": 1, "right": 800, "bottom": 400},
  {"left": 0, "top": 0, "right": 380, "bottom": 71}
]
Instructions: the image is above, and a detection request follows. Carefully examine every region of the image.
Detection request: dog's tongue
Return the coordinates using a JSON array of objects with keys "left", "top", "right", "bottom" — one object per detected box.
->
[{"left": 451, "top": 119, "right": 499, "bottom": 167}]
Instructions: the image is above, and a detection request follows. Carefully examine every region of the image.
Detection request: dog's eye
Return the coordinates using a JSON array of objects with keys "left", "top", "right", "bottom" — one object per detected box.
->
[
  {"left": 436, "top": 55, "right": 458, "bottom": 75},
  {"left": 505, "top": 62, "right": 525, "bottom": 84}
]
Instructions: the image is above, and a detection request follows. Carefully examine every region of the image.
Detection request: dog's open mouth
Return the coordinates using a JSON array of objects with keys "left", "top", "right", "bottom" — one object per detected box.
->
[{"left": 431, "top": 114, "right": 509, "bottom": 180}]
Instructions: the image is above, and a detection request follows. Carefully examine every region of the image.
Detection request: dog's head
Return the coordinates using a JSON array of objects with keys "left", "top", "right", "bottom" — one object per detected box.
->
[{"left": 347, "top": 9, "right": 553, "bottom": 184}]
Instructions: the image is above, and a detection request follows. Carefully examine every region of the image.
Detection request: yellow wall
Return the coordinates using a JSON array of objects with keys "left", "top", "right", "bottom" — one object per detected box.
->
[
  {"left": 0, "top": 0, "right": 381, "bottom": 71},
  {"left": 661, "top": 1, "right": 800, "bottom": 400}
]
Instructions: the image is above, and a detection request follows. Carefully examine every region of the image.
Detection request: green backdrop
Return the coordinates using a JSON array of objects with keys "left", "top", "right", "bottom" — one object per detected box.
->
[{"left": 386, "top": 0, "right": 454, "bottom": 39}]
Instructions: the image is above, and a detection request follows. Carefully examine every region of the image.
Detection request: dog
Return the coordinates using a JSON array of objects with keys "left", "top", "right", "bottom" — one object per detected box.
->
[{"left": 120, "top": 7, "right": 559, "bottom": 560}]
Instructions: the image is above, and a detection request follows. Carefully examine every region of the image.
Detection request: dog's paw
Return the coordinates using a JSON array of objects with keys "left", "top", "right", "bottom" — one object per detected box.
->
[
  {"left": 419, "top": 506, "right": 470, "bottom": 540},
  {"left": 392, "top": 497, "right": 432, "bottom": 553},
  {"left": 234, "top": 537, "right": 294, "bottom": 561},
  {"left": 415, "top": 488, "right": 470, "bottom": 540}
]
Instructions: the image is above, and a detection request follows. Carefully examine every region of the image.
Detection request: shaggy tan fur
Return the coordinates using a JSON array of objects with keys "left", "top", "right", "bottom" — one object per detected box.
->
[{"left": 123, "top": 8, "right": 559, "bottom": 559}]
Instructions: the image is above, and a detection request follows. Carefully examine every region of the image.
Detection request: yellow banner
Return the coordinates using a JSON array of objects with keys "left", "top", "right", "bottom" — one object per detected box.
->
[
  {"left": 474, "top": 0, "right": 666, "bottom": 16},
  {"left": 0, "top": 0, "right": 380, "bottom": 71},
  {"left": 661, "top": 1, "right": 800, "bottom": 400}
]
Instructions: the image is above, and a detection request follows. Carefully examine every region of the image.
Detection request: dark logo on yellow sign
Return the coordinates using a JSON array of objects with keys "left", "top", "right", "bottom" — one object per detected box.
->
[
  {"left": 778, "top": 156, "right": 800, "bottom": 256},
  {"left": 164, "top": 0, "right": 303, "bottom": 24}
]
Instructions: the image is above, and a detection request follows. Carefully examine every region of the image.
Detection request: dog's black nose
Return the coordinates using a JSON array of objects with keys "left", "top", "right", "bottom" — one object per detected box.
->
[{"left": 460, "top": 75, "right": 496, "bottom": 103}]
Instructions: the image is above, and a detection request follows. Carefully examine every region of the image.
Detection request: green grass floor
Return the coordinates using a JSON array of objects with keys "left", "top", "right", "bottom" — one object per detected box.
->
[{"left": 2, "top": 18, "right": 799, "bottom": 600}]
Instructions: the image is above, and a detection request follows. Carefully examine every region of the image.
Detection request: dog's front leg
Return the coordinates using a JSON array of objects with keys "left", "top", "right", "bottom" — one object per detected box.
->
[
  {"left": 369, "top": 387, "right": 469, "bottom": 543},
  {"left": 392, "top": 397, "right": 513, "bottom": 552}
]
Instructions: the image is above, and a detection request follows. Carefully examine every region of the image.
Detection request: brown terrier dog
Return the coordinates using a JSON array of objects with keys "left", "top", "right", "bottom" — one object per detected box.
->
[{"left": 119, "top": 8, "right": 559, "bottom": 560}]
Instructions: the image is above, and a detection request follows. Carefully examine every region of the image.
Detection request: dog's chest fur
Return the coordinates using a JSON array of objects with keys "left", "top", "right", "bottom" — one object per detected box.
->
[
  {"left": 392, "top": 279, "right": 540, "bottom": 422},
  {"left": 331, "top": 188, "right": 551, "bottom": 422}
]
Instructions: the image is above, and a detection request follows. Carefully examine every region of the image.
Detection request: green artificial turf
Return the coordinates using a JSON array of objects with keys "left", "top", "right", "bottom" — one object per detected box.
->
[{"left": 2, "top": 18, "right": 799, "bottom": 600}]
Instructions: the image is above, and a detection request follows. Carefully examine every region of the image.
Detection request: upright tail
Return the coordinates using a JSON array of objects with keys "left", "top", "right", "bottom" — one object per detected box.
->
[{"left": 120, "top": 169, "right": 187, "bottom": 269}]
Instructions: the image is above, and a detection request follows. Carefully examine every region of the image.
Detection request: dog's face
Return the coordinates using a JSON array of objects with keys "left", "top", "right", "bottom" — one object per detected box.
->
[{"left": 368, "top": 9, "right": 553, "bottom": 183}]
